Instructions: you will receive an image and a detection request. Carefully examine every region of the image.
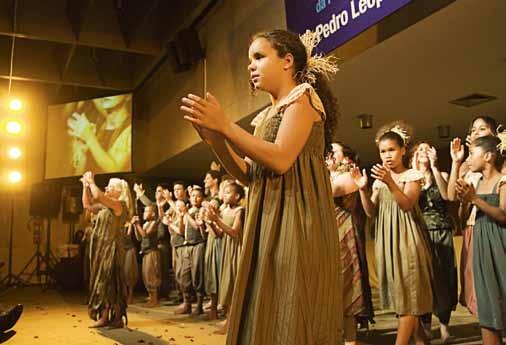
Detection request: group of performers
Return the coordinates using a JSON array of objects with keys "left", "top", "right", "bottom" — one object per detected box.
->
[
  {"left": 82, "top": 170, "right": 245, "bottom": 334},
  {"left": 80, "top": 29, "right": 505, "bottom": 345}
]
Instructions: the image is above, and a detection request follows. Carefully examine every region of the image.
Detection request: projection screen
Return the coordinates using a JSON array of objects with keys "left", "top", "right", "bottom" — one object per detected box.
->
[{"left": 45, "top": 94, "right": 132, "bottom": 179}]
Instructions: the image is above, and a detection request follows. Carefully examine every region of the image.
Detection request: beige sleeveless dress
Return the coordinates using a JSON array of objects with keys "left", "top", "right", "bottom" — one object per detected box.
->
[{"left": 226, "top": 83, "right": 343, "bottom": 345}]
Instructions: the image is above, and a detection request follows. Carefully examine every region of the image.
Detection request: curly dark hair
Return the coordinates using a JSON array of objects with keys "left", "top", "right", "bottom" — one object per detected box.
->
[{"left": 251, "top": 29, "right": 339, "bottom": 156}]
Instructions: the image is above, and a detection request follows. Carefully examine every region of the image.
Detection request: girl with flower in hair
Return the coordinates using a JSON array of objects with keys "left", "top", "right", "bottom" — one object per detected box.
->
[
  {"left": 81, "top": 172, "right": 133, "bottom": 328},
  {"left": 326, "top": 142, "right": 374, "bottom": 345},
  {"left": 352, "top": 122, "right": 433, "bottom": 345},
  {"left": 455, "top": 135, "right": 506, "bottom": 345},
  {"left": 181, "top": 29, "right": 342, "bottom": 345}
]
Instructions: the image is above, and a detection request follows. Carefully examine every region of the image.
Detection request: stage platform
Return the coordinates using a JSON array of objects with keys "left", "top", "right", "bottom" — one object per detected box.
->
[{"left": 0, "top": 286, "right": 500, "bottom": 344}]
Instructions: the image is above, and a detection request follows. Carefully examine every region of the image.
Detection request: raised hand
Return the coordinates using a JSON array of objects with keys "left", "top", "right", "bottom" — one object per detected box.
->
[
  {"left": 351, "top": 167, "right": 368, "bottom": 190},
  {"left": 82, "top": 171, "right": 95, "bottom": 185},
  {"left": 181, "top": 92, "right": 230, "bottom": 134},
  {"left": 162, "top": 189, "right": 173, "bottom": 201},
  {"left": 412, "top": 150, "right": 421, "bottom": 171},
  {"left": 210, "top": 161, "right": 221, "bottom": 171},
  {"left": 450, "top": 138, "right": 465, "bottom": 163},
  {"left": 428, "top": 146, "right": 438, "bottom": 169},
  {"left": 133, "top": 183, "right": 145, "bottom": 197},
  {"left": 371, "top": 164, "right": 394, "bottom": 186}
]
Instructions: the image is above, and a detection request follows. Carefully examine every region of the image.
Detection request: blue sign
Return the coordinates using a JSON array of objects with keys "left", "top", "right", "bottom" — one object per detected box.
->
[{"left": 285, "top": 0, "right": 412, "bottom": 55}]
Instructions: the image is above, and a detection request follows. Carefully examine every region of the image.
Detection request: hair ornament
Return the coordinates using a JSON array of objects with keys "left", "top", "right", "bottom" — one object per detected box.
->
[
  {"left": 375, "top": 121, "right": 414, "bottom": 146},
  {"left": 497, "top": 125, "right": 506, "bottom": 155},
  {"left": 299, "top": 30, "right": 339, "bottom": 85},
  {"left": 389, "top": 126, "right": 410, "bottom": 145}
]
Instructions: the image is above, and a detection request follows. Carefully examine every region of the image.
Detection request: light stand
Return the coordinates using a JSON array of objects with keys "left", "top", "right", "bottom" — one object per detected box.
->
[
  {"left": 15, "top": 217, "right": 57, "bottom": 288},
  {"left": 0, "top": 193, "right": 23, "bottom": 289}
]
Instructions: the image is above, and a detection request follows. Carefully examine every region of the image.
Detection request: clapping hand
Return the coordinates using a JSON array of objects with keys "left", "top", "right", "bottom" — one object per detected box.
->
[
  {"left": 195, "top": 209, "right": 204, "bottom": 226},
  {"left": 131, "top": 216, "right": 140, "bottom": 225},
  {"left": 205, "top": 205, "right": 219, "bottom": 222},
  {"left": 181, "top": 93, "right": 229, "bottom": 134},
  {"left": 162, "top": 189, "right": 173, "bottom": 202},
  {"left": 371, "top": 164, "right": 394, "bottom": 186},
  {"left": 455, "top": 179, "right": 477, "bottom": 203},
  {"left": 351, "top": 167, "right": 368, "bottom": 190}
]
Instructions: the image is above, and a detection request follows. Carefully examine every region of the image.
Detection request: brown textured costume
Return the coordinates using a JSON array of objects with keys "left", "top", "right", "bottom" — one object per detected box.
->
[{"left": 88, "top": 202, "right": 128, "bottom": 323}]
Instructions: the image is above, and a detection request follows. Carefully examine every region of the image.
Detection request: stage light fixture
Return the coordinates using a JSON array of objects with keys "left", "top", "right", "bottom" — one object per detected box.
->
[
  {"left": 8, "top": 147, "right": 22, "bottom": 159},
  {"left": 5, "top": 119, "right": 23, "bottom": 135},
  {"left": 9, "top": 98, "right": 23, "bottom": 111},
  {"left": 7, "top": 170, "right": 22, "bottom": 184}
]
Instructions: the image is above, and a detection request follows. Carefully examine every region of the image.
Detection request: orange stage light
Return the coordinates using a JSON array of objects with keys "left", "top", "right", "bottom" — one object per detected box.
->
[
  {"left": 9, "top": 99, "right": 23, "bottom": 111},
  {"left": 7, "top": 147, "right": 22, "bottom": 159},
  {"left": 7, "top": 170, "right": 22, "bottom": 184}
]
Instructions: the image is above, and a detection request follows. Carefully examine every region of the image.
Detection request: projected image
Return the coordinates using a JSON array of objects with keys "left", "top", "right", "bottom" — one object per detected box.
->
[{"left": 45, "top": 94, "right": 132, "bottom": 179}]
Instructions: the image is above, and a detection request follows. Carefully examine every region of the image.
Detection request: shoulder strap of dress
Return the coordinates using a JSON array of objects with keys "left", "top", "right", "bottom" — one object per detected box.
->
[
  {"left": 398, "top": 169, "right": 425, "bottom": 184},
  {"left": 250, "top": 106, "right": 271, "bottom": 128},
  {"left": 494, "top": 175, "right": 506, "bottom": 192},
  {"left": 275, "top": 83, "right": 326, "bottom": 119}
]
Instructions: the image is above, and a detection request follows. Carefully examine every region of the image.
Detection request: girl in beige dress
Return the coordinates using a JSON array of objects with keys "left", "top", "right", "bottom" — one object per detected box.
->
[
  {"left": 181, "top": 29, "right": 342, "bottom": 345},
  {"left": 352, "top": 123, "right": 433, "bottom": 345}
]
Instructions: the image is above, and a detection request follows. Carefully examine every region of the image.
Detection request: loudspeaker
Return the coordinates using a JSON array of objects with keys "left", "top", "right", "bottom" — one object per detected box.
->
[
  {"left": 62, "top": 186, "right": 83, "bottom": 222},
  {"left": 29, "top": 183, "right": 62, "bottom": 218},
  {"left": 170, "top": 28, "right": 204, "bottom": 72}
]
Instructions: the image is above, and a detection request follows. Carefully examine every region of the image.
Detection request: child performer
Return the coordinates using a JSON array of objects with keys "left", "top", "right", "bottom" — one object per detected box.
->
[
  {"left": 455, "top": 135, "right": 506, "bottom": 345},
  {"left": 132, "top": 204, "right": 161, "bottom": 307},
  {"left": 201, "top": 198, "right": 222, "bottom": 320},
  {"left": 412, "top": 142, "right": 458, "bottom": 342},
  {"left": 352, "top": 122, "right": 433, "bottom": 345},
  {"left": 447, "top": 116, "right": 499, "bottom": 316},
  {"left": 179, "top": 187, "right": 207, "bottom": 315},
  {"left": 168, "top": 200, "right": 191, "bottom": 314},
  {"left": 123, "top": 222, "right": 138, "bottom": 305},
  {"left": 181, "top": 29, "right": 342, "bottom": 344},
  {"left": 207, "top": 182, "right": 245, "bottom": 334},
  {"left": 133, "top": 183, "right": 172, "bottom": 299}
]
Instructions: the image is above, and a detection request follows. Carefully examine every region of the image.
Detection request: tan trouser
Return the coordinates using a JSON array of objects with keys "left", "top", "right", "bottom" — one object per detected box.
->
[
  {"left": 180, "top": 242, "right": 206, "bottom": 295},
  {"left": 142, "top": 250, "right": 161, "bottom": 294}
]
